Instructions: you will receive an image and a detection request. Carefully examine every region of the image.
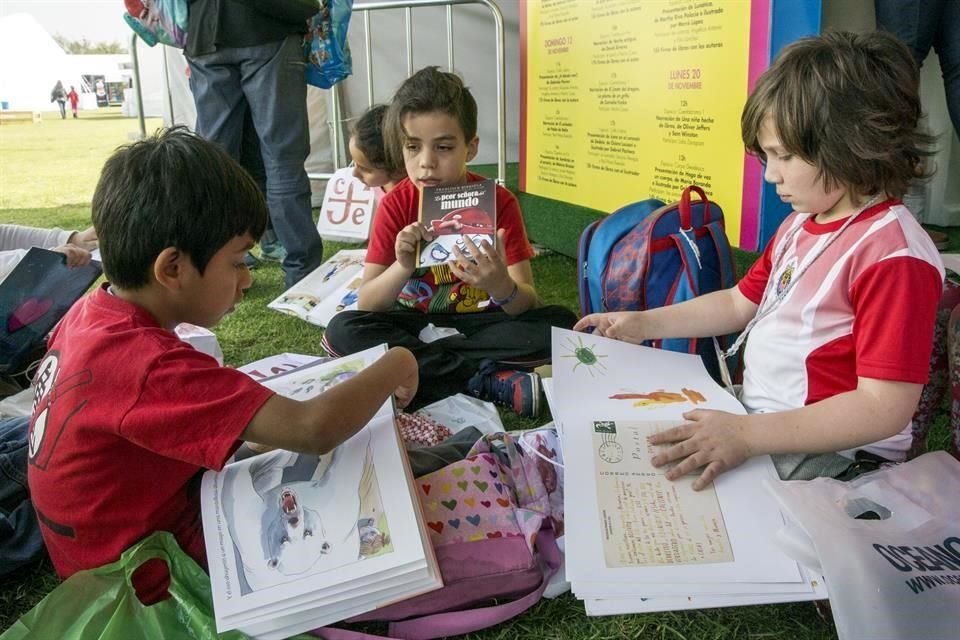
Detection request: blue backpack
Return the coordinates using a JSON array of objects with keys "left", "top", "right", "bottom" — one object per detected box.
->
[{"left": 577, "top": 185, "right": 738, "bottom": 381}]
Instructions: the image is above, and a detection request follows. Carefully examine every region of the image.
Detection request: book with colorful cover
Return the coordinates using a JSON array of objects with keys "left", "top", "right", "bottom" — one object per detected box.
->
[
  {"left": 200, "top": 345, "right": 441, "bottom": 638},
  {"left": 417, "top": 179, "right": 496, "bottom": 268},
  {"left": 0, "top": 247, "right": 102, "bottom": 374}
]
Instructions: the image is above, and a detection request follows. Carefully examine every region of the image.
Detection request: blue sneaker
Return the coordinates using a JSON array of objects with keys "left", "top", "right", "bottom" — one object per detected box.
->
[
  {"left": 243, "top": 252, "right": 261, "bottom": 268},
  {"left": 259, "top": 229, "right": 286, "bottom": 262},
  {"left": 467, "top": 359, "right": 541, "bottom": 418}
]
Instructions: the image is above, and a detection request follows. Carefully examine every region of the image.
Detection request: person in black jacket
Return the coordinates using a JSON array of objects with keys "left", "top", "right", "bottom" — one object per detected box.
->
[{"left": 185, "top": 0, "right": 323, "bottom": 287}]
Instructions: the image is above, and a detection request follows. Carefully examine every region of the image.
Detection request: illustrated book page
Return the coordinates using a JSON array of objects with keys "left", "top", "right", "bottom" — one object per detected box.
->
[
  {"left": 200, "top": 344, "right": 440, "bottom": 637},
  {"left": 267, "top": 249, "right": 365, "bottom": 327},
  {"left": 417, "top": 178, "right": 496, "bottom": 267},
  {"left": 550, "top": 327, "right": 807, "bottom": 598}
]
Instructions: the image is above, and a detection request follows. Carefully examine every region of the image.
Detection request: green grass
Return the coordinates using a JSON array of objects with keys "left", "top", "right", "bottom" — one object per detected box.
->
[{"left": 5, "top": 114, "right": 950, "bottom": 639}]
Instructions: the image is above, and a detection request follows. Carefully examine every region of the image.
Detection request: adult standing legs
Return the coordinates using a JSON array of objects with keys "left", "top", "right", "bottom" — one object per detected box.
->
[
  {"left": 241, "top": 36, "right": 323, "bottom": 287},
  {"left": 188, "top": 38, "right": 323, "bottom": 287}
]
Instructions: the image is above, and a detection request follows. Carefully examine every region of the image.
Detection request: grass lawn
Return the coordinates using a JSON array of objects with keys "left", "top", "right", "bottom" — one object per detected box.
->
[{"left": 3, "top": 110, "right": 949, "bottom": 639}]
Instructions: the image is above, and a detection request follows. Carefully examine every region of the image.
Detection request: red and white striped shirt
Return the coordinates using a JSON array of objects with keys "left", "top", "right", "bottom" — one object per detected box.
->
[{"left": 737, "top": 201, "right": 944, "bottom": 461}]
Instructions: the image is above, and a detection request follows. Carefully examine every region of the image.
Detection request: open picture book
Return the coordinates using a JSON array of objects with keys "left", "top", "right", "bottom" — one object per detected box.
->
[
  {"left": 267, "top": 249, "right": 366, "bottom": 328},
  {"left": 200, "top": 344, "right": 441, "bottom": 639},
  {"left": 548, "top": 327, "right": 826, "bottom": 614},
  {"left": 417, "top": 178, "right": 496, "bottom": 267}
]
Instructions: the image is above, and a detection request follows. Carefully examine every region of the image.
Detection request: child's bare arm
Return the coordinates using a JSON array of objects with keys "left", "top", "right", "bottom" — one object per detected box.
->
[
  {"left": 649, "top": 377, "right": 921, "bottom": 489},
  {"left": 357, "top": 223, "right": 431, "bottom": 311},
  {"left": 574, "top": 286, "right": 757, "bottom": 344},
  {"left": 240, "top": 347, "right": 418, "bottom": 454}
]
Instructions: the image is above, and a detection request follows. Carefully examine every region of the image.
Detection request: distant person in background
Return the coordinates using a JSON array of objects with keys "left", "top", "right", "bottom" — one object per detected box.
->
[
  {"left": 50, "top": 81, "right": 67, "bottom": 119},
  {"left": 185, "top": 0, "right": 323, "bottom": 288},
  {"left": 67, "top": 86, "right": 79, "bottom": 119}
]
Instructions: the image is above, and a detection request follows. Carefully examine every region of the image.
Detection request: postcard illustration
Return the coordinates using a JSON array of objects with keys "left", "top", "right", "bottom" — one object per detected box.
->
[{"left": 592, "top": 419, "right": 733, "bottom": 568}]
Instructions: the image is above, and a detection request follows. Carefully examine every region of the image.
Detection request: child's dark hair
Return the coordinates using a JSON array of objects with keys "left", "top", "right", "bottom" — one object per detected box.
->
[
  {"left": 92, "top": 127, "right": 268, "bottom": 288},
  {"left": 351, "top": 104, "right": 405, "bottom": 180},
  {"left": 383, "top": 66, "right": 478, "bottom": 170},
  {"left": 741, "top": 30, "right": 935, "bottom": 200}
]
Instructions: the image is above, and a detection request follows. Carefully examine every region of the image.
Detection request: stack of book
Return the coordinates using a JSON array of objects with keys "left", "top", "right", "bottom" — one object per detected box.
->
[
  {"left": 200, "top": 345, "right": 441, "bottom": 639},
  {"left": 547, "top": 327, "right": 826, "bottom": 614}
]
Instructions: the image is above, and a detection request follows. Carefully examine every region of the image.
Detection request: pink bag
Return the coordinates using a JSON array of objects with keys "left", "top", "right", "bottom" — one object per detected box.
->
[{"left": 313, "top": 431, "right": 563, "bottom": 640}]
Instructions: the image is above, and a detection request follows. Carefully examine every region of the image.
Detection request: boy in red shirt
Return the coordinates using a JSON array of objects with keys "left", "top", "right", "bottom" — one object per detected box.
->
[
  {"left": 27, "top": 128, "right": 418, "bottom": 593},
  {"left": 322, "top": 67, "right": 576, "bottom": 418}
]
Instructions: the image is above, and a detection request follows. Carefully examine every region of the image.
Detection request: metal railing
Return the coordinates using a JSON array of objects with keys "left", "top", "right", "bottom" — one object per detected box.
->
[
  {"left": 128, "top": 0, "right": 507, "bottom": 183},
  {"left": 321, "top": 0, "right": 507, "bottom": 184}
]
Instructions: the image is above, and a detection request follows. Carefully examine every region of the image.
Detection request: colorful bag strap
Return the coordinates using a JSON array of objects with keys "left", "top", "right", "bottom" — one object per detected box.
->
[{"left": 310, "top": 527, "right": 561, "bottom": 640}]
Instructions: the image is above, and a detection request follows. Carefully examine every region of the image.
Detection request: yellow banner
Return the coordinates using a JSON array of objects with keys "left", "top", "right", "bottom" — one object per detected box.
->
[{"left": 522, "top": 0, "right": 752, "bottom": 243}]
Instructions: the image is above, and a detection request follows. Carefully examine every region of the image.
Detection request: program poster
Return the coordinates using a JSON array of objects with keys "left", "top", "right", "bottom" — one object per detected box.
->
[{"left": 520, "top": 0, "right": 757, "bottom": 247}]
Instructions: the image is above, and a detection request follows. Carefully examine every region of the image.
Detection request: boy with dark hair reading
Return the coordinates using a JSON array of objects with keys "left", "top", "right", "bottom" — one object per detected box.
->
[
  {"left": 576, "top": 31, "right": 945, "bottom": 485},
  {"left": 323, "top": 67, "right": 576, "bottom": 418},
  {"left": 27, "top": 128, "right": 418, "bottom": 594}
]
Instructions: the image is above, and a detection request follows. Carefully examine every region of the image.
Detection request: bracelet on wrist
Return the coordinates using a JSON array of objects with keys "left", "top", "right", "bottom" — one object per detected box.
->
[{"left": 490, "top": 282, "right": 520, "bottom": 306}]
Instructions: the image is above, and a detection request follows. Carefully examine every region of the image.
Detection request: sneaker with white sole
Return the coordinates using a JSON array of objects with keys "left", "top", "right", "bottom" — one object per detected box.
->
[{"left": 467, "top": 359, "right": 542, "bottom": 418}]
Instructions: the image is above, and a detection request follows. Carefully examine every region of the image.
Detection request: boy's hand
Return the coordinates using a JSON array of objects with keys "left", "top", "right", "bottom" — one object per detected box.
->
[
  {"left": 396, "top": 223, "right": 432, "bottom": 270},
  {"left": 574, "top": 311, "right": 648, "bottom": 344},
  {"left": 449, "top": 229, "right": 510, "bottom": 296},
  {"left": 52, "top": 244, "right": 93, "bottom": 268},
  {"left": 648, "top": 410, "right": 752, "bottom": 490},
  {"left": 388, "top": 346, "right": 419, "bottom": 409}
]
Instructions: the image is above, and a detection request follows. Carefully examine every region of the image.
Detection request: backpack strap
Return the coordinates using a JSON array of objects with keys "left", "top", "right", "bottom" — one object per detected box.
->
[
  {"left": 310, "top": 528, "right": 561, "bottom": 640},
  {"left": 659, "top": 229, "right": 702, "bottom": 355}
]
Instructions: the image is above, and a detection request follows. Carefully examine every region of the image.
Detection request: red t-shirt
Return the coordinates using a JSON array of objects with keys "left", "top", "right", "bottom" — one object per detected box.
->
[
  {"left": 28, "top": 285, "right": 274, "bottom": 580},
  {"left": 366, "top": 174, "right": 535, "bottom": 313}
]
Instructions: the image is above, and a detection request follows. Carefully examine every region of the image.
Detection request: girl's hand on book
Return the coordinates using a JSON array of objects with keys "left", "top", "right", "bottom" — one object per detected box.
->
[
  {"left": 573, "top": 311, "right": 647, "bottom": 344},
  {"left": 647, "top": 410, "right": 752, "bottom": 490},
  {"left": 52, "top": 244, "right": 93, "bottom": 268},
  {"left": 449, "top": 230, "right": 508, "bottom": 294},
  {"left": 396, "top": 223, "right": 431, "bottom": 270}
]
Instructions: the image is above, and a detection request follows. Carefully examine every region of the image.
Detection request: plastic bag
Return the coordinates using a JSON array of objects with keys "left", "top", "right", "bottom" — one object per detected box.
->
[
  {"left": 766, "top": 452, "right": 960, "bottom": 640},
  {"left": 417, "top": 393, "right": 504, "bottom": 436},
  {"left": 304, "top": 0, "right": 353, "bottom": 88},
  {"left": 0, "top": 531, "right": 313, "bottom": 640}
]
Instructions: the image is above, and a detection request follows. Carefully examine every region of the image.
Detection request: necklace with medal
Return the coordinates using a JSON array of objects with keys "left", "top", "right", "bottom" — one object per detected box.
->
[{"left": 715, "top": 194, "right": 882, "bottom": 392}]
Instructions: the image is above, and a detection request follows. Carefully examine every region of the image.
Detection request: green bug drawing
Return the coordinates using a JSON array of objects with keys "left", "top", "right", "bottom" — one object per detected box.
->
[{"left": 562, "top": 335, "right": 608, "bottom": 376}]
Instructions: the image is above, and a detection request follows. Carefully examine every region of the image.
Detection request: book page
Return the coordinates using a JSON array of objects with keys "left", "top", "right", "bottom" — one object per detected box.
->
[
  {"left": 418, "top": 179, "right": 496, "bottom": 267},
  {"left": 268, "top": 249, "right": 365, "bottom": 326},
  {"left": 592, "top": 419, "right": 732, "bottom": 567}
]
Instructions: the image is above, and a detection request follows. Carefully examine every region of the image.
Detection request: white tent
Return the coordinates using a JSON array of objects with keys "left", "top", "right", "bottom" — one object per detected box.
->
[{"left": 0, "top": 13, "right": 79, "bottom": 111}]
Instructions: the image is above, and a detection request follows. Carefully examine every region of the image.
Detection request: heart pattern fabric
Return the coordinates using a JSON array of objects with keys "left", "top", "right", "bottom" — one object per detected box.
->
[{"left": 417, "top": 452, "right": 543, "bottom": 552}]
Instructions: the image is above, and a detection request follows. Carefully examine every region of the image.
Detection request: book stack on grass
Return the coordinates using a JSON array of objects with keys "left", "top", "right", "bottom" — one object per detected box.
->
[
  {"left": 547, "top": 327, "right": 826, "bottom": 615},
  {"left": 200, "top": 345, "right": 441, "bottom": 639}
]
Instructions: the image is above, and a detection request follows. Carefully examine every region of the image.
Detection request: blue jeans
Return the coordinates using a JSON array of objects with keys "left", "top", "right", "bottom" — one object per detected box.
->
[
  {"left": 187, "top": 35, "right": 323, "bottom": 287},
  {"left": 0, "top": 416, "right": 44, "bottom": 577},
  {"left": 875, "top": 0, "right": 960, "bottom": 137}
]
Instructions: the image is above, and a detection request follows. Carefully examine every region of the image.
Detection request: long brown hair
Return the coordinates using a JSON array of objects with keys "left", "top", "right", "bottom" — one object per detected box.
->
[{"left": 742, "top": 30, "right": 936, "bottom": 200}]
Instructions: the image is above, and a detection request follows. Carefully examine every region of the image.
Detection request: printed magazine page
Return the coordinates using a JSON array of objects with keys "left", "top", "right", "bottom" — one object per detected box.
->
[
  {"left": 201, "top": 345, "right": 440, "bottom": 638},
  {"left": 417, "top": 179, "right": 496, "bottom": 267}
]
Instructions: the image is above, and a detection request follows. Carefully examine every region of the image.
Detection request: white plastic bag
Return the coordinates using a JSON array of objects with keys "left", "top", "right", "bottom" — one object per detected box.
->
[
  {"left": 416, "top": 393, "right": 503, "bottom": 436},
  {"left": 766, "top": 452, "right": 960, "bottom": 640}
]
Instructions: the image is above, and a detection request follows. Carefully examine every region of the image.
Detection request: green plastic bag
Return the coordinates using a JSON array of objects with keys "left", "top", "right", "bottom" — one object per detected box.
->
[{"left": 1, "top": 531, "right": 311, "bottom": 640}]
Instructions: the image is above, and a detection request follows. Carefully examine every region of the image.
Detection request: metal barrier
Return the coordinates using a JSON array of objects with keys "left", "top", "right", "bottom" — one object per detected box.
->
[
  {"left": 128, "top": 0, "right": 506, "bottom": 183},
  {"left": 325, "top": 0, "right": 507, "bottom": 184}
]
